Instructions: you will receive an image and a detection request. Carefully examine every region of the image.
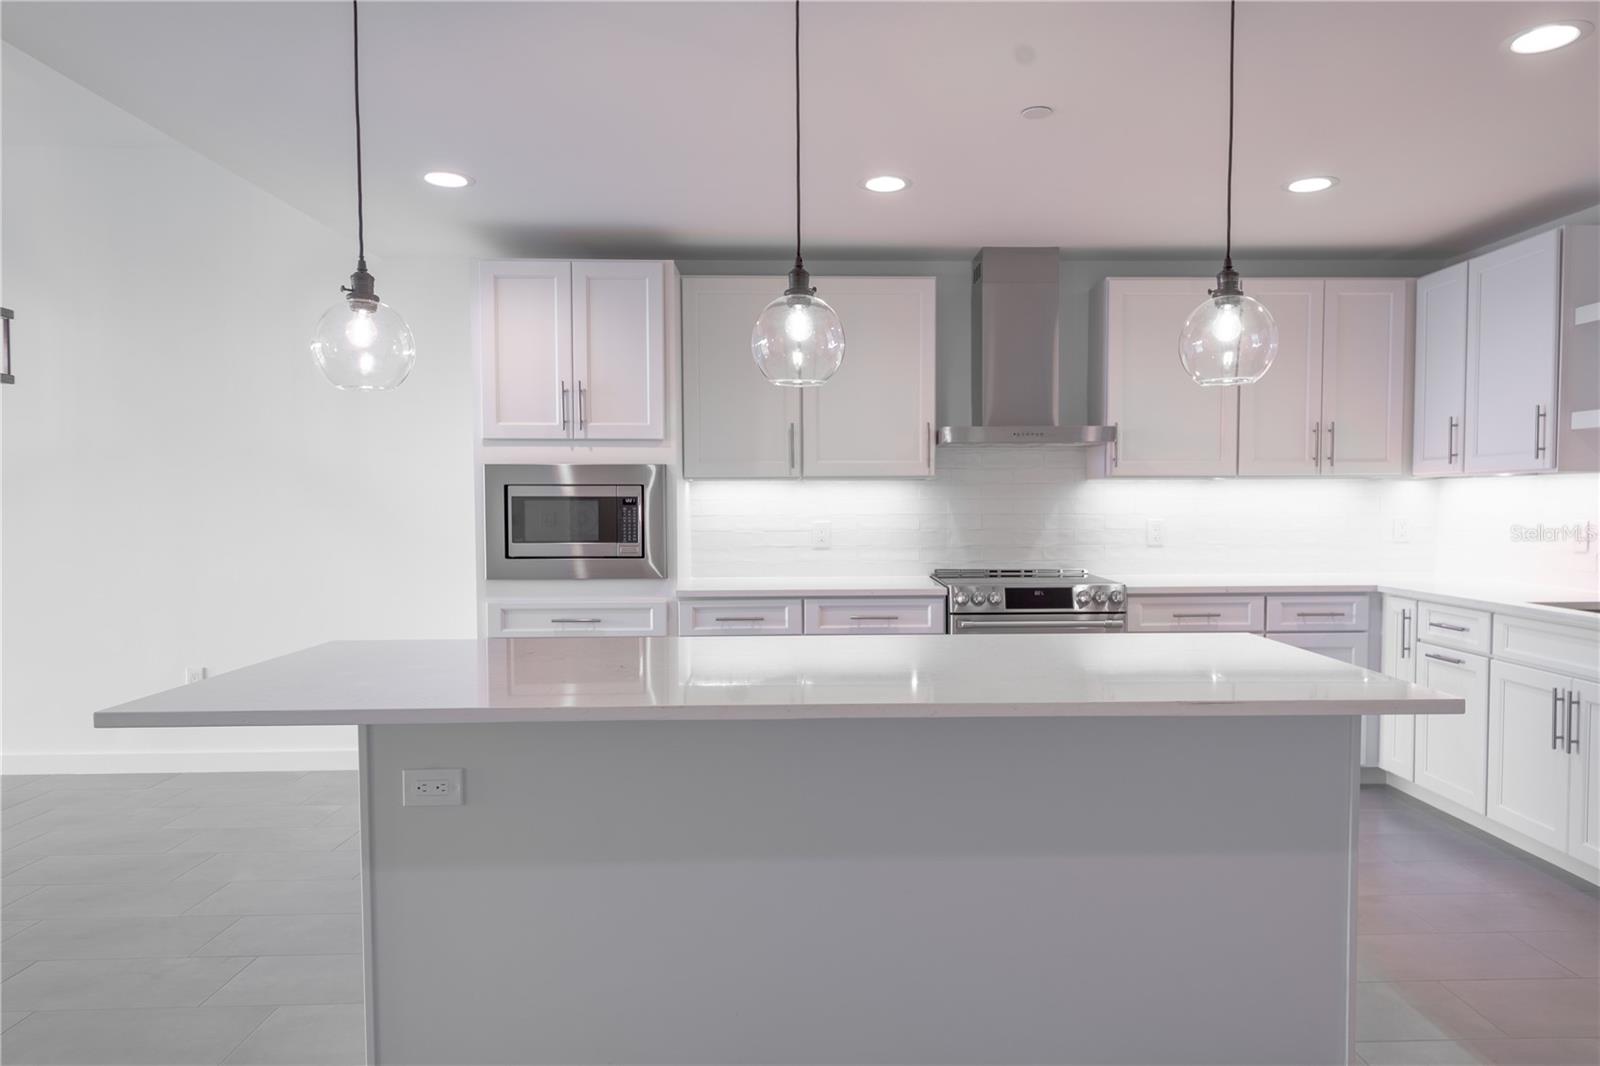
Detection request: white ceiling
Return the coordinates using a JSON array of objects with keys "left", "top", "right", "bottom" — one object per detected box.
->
[{"left": 4, "top": 1, "right": 1597, "bottom": 260}]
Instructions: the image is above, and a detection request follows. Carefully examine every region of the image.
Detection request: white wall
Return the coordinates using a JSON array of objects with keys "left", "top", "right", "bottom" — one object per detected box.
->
[{"left": 1, "top": 48, "right": 478, "bottom": 772}]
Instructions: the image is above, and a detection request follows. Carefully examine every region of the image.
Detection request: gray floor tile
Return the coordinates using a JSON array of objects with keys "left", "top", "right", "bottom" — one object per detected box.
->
[
  {"left": 1512, "top": 928, "right": 1600, "bottom": 978},
  {"left": 295, "top": 772, "right": 357, "bottom": 787},
  {"left": 222, "top": 1004, "right": 364, "bottom": 1065},
  {"left": 176, "top": 828, "right": 355, "bottom": 854},
  {"left": 1355, "top": 982, "right": 1506, "bottom": 1042},
  {"left": 2, "top": 885, "right": 39, "bottom": 906},
  {"left": 161, "top": 773, "right": 308, "bottom": 790},
  {"left": 3, "top": 919, "right": 37, "bottom": 940},
  {"left": 4, "top": 916, "right": 238, "bottom": 960},
  {"left": 185, "top": 880, "right": 360, "bottom": 916},
  {"left": 1356, "top": 1040, "right": 1483, "bottom": 1066},
  {"left": 2, "top": 956, "right": 253, "bottom": 1009},
  {"left": 336, "top": 833, "right": 362, "bottom": 852},
  {"left": 1442, "top": 979, "right": 1600, "bottom": 1038},
  {"left": 319, "top": 805, "right": 359, "bottom": 827},
  {"left": 26, "top": 773, "right": 179, "bottom": 791},
  {"left": 4, "top": 825, "right": 198, "bottom": 857},
  {"left": 2, "top": 805, "right": 200, "bottom": 838},
  {"left": 195, "top": 915, "right": 361, "bottom": 957},
  {"left": 0, "top": 1011, "right": 28, "bottom": 1033},
  {"left": 2, "top": 957, "right": 37, "bottom": 979},
  {"left": 207, "top": 955, "right": 363, "bottom": 1006},
  {"left": 5, "top": 851, "right": 211, "bottom": 884},
  {"left": 1460, "top": 1037, "right": 1600, "bottom": 1065},
  {"left": 5, "top": 881, "right": 226, "bottom": 919},
  {"left": 164, "top": 806, "right": 343, "bottom": 830},
  {"left": 1, "top": 1005, "right": 273, "bottom": 1065},
  {"left": 1359, "top": 932, "right": 1580, "bottom": 981},
  {"left": 4, "top": 786, "right": 194, "bottom": 812},
  {"left": 153, "top": 786, "right": 337, "bottom": 809},
  {"left": 177, "top": 852, "right": 359, "bottom": 883}
]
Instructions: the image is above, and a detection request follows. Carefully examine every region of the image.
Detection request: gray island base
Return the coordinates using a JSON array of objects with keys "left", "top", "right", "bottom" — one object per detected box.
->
[{"left": 97, "top": 634, "right": 1464, "bottom": 1065}]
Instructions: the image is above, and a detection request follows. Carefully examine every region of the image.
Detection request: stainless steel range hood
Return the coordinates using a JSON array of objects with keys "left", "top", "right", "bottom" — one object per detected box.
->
[{"left": 937, "top": 247, "right": 1116, "bottom": 446}]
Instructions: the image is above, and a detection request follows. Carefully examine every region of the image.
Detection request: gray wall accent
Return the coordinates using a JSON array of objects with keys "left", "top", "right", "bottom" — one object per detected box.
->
[{"left": 363, "top": 715, "right": 1359, "bottom": 1065}]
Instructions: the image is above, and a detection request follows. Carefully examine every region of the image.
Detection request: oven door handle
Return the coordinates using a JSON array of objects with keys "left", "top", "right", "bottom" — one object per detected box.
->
[{"left": 952, "top": 618, "right": 1125, "bottom": 633}]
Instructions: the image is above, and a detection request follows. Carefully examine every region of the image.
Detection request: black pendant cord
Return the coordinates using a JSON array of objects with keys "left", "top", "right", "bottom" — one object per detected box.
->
[
  {"left": 352, "top": 0, "right": 367, "bottom": 273},
  {"left": 1222, "top": 0, "right": 1235, "bottom": 273},
  {"left": 792, "top": 0, "right": 803, "bottom": 275}
]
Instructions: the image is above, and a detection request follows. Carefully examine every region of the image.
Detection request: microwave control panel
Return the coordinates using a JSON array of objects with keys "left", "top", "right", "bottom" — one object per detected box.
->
[{"left": 618, "top": 491, "right": 642, "bottom": 555}]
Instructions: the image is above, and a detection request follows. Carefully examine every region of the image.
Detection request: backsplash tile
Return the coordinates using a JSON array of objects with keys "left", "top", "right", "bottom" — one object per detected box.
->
[{"left": 685, "top": 448, "right": 1598, "bottom": 592}]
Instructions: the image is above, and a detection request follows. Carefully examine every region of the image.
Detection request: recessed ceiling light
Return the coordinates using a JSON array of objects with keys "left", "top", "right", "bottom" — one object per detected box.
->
[
  {"left": 423, "top": 171, "right": 473, "bottom": 188},
  {"left": 1508, "top": 21, "right": 1591, "bottom": 54},
  {"left": 1020, "top": 105, "right": 1055, "bottom": 120},
  {"left": 863, "top": 175, "right": 909, "bottom": 193},
  {"left": 1286, "top": 176, "right": 1338, "bottom": 194}
]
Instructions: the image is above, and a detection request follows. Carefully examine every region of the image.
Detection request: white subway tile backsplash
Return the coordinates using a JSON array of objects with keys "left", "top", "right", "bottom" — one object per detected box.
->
[{"left": 684, "top": 448, "right": 1598, "bottom": 590}]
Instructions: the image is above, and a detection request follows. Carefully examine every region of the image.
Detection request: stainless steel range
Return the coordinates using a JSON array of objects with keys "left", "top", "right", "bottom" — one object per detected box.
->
[{"left": 931, "top": 567, "right": 1127, "bottom": 634}]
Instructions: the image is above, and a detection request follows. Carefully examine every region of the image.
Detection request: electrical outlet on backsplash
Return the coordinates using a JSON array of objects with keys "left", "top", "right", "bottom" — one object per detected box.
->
[{"left": 684, "top": 448, "right": 1598, "bottom": 590}]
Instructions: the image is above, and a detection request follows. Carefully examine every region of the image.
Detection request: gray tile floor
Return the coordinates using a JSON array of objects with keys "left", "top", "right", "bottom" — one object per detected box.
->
[{"left": 1, "top": 774, "right": 1595, "bottom": 1065}]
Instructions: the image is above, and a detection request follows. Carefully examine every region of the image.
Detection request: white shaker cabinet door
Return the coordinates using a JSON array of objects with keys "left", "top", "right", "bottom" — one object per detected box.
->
[
  {"left": 1487, "top": 659, "right": 1572, "bottom": 850},
  {"left": 801, "top": 277, "right": 937, "bottom": 478},
  {"left": 1412, "top": 263, "right": 1469, "bottom": 475},
  {"left": 571, "top": 261, "right": 666, "bottom": 440},
  {"left": 1569, "top": 686, "right": 1599, "bottom": 867},
  {"left": 479, "top": 260, "right": 573, "bottom": 439},
  {"left": 1267, "top": 631, "right": 1369, "bottom": 667},
  {"left": 1413, "top": 645, "right": 1490, "bottom": 814},
  {"left": 1321, "top": 278, "right": 1412, "bottom": 476},
  {"left": 1378, "top": 596, "right": 1417, "bottom": 781},
  {"left": 1100, "top": 279, "right": 1238, "bottom": 477},
  {"left": 1238, "top": 280, "right": 1324, "bottom": 476},
  {"left": 1465, "top": 230, "right": 1562, "bottom": 474},
  {"left": 682, "top": 277, "right": 801, "bottom": 478}
]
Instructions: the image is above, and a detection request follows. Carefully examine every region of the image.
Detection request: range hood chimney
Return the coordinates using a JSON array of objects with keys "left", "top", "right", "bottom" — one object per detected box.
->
[{"left": 937, "top": 247, "right": 1116, "bottom": 447}]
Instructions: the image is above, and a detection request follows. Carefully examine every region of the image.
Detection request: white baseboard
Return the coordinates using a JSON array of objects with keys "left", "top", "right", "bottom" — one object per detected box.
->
[{"left": 1, "top": 748, "right": 358, "bottom": 775}]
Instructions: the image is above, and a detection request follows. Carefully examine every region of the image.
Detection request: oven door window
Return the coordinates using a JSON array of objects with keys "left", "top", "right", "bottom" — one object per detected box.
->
[{"left": 506, "top": 493, "right": 619, "bottom": 558}]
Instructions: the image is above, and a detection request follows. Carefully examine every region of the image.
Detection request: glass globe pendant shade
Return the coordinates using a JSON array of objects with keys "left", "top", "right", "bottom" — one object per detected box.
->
[
  {"left": 751, "top": 267, "right": 845, "bottom": 386},
  {"left": 1178, "top": 270, "right": 1278, "bottom": 386},
  {"left": 310, "top": 267, "right": 416, "bottom": 391}
]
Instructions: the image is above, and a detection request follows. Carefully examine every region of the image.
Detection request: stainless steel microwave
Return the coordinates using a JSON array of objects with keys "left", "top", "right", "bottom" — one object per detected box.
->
[{"left": 484, "top": 464, "right": 667, "bottom": 579}]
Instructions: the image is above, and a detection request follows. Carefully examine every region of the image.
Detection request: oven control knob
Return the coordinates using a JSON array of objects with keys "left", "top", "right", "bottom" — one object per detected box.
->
[
  {"left": 988, "top": 592, "right": 1002, "bottom": 606},
  {"left": 953, "top": 592, "right": 969, "bottom": 606},
  {"left": 1075, "top": 588, "right": 1091, "bottom": 607},
  {"left": 1093, "top": 589, "right": 1109, "bottom": 605},
  {"left": 1109, "top": 588, "right": 1125, "bottom": 605}
]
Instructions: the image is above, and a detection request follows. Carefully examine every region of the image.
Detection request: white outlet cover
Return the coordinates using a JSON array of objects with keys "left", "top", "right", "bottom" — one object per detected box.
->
[
  {"left": 402, "top": 768, "right": 464, "bottom": 807},
  {"left": 1146, "top": 520, "right": 1166, "bottom": 547},
  {"left": 811, "top": 520, "right": 832, "bottom": 549},
  {"left": 1391, "top": 518, "right": 1411, "bottom": 543}
]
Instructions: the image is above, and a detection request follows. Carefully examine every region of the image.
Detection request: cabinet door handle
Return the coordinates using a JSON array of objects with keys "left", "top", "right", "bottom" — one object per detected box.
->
[
  {"left": 1534, "top": 404, "right": 1547, "bottom": 459},
  {"left": 1401, "top": 609, "right": 1411, "bottom": 658},
  {"left": 577, "top": 382, "right": 587, "bottom": 432},
  {"left": 1327, "top": 422, "right": 1336, "bottom": 468},
  {"left": 788, "top": 423, "right": 797, "bottom": 472},
  {"left": 713, "top": 616, "right": 766, "bottom": 623},
  {"left": 1296, "top": 611, "right": 1345, "bottom": 618},
  {"left": 560, "top": 382, "right": 570, "bottom": 431},
  {"left": 1173, "top": 612, "right": 1222, "bottom": 620},
  {"left": 1111, "top": 423, "right": 1119, "bottom": 468},
  {"left": 1553, "top": 687, "right": 1565, "bottom": 750},
  {"left": 849, "top": 615, "right": 900, "bottom": 622},
  {"left": 1447, "top": 416, "right": 1459, "bottom": 465},
  {"left": 1569, "top": 691, "right": 1581, "bottom": 755},
  {"left": 549, "top": 617, "right": 601, "bottom": 624},
  {"left": 1312, "top": 421, "right": 1321, "bottom": 467},
  {"left": 1424, "top": 652, "right": 1464, "bottom": 666},
  {"left": 924, "top": 421, "right": 932, "bottom": 468},
  {"left": 1429, "top": 621, "right": 1469, "bottom": 633}
]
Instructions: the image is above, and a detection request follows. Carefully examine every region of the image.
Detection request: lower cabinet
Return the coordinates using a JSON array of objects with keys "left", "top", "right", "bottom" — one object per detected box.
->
[
  {"left": 1377, "top": 596, "right": 1417, "bottom": 780},
  {"left": 1412, "top": 643, "right": 1490, "bottom": 813},
  {"left": 1267, "top": 631, "right": 1369, "bottom": 666},
  {"left": 1486, "top": 659, "right": 1589, "bottom": 857},
  {"left": 677, "top": 596, "right": 948, "bottom": 636},
  {"left": 678, "top": 599, "right": 804, "bottom": 636},
  {"left": 485, "top": 600, "right": 669, "bottom": 637},
  {"left": 802, "top": 598, "right": 944, "bottom": 635},
  {"left": 1570, "top": 687, "right": 1600, "bottom": 867}
]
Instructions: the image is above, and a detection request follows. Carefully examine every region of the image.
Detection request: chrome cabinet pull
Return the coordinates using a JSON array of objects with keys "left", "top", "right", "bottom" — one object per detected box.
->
[
  {"left": 577, "top": 382, "right": 587, "bottom": 431},
  {"left": 1447, "top": 416, "right": 1459, "bottom": 465},
  {"left": 1327, "top": 422, "right": 1336, "bottom": 467},
  {"left": 550, "top": 617, "right": 601, "bottom": 624},
  {"left": 849, "top": 615, "right": 900, "bottom": 622},
  {"left": 1535, "top": 405, "right": 1547, "bottom": 459},
  {"left": 560, "top": 382, "right": 570, "bottom": 431},
  {"left": 1312, "top": 421, "right": 1321, "bottom": 467},
  {"left": 1424, "top": 652, "right": 1464, "bottom": 665},
  {"left": 1570, "top": 691, "right": 1582, "bottom": 755},
  {"left": 788, "top": 423, "right": 796, "bottom": 472},
  {"left": 1173, "top": 612, "right": 1223, "bottom": 620},
  {"left": 713, "top": 616, "right": 766, "bottom": 623},
  {"left": 1111, "top": 423, "right": 1119, "bottom": 468},
  {"left": 1296, "top": 611, "right": 1345, "bottom": 618},
  {"left": 1553, "top": 687, "right": 1565, "bottom": 750},
  {"left": 1401, "top": 609, "right": 1411, "bottom": 658},
  {"left": 1429, "top": 621, "right": 1469, "bottom": 633}
]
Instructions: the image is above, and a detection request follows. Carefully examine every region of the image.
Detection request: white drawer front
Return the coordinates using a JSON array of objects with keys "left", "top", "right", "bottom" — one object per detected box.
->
[
  {"left": 803, "top": 597, "right": 946, "bottom": 635},
  {"left": 487, "top": 600, "right": 668, "bottom": 638},
  {"left": 1493, "top": 614, "right": 1600, "bottom": 680},
  {"left": 1125, "top": 595, "right": 1265, "bottom": 633},
  {"left": 1418, "top": 601, "right": 1492, "bottom": 655},
  {"left": 1266, "top": 593, "right": 1371, "bottom": 633},
  {"left": 678, "top": 599, "right": 803, "bottom": 636}
]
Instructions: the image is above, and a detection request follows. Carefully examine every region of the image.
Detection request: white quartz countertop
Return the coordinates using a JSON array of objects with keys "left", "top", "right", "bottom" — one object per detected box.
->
[
  {"left": 674, "top": 576, "right": 945, "bottom": 598},
  {"left": 96, "top": 633, "right": 1462, "bottom": 728}
]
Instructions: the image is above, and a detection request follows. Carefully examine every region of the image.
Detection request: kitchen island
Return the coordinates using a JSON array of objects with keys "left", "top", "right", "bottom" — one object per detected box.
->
[{"left": 97, "top": 633, "right": 1462, "bottom": 1066}]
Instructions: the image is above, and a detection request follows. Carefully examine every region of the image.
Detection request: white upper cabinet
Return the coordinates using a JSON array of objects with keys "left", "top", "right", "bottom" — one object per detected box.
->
[
  {"left": 1239, "top": 280, "right": 1324, "bottom": 476},
  {"left": 1412, "top": 263, "right": 1469, "bottom": 475},
  {"left": 682, "top": 277, "right": 799, "bottom": 479},
  {"left": 1321, "top": 279, "right": 1412, "bottom": 476},
  {"left": 682, "top": 275, "right": 936, "bottom": 479},
  {"left": 478, "top": 259, "right": 668, "bottom": 441},
  {"left": 479, "top": 260, "right": 572, "bottom": 439},
  {"left": 571, "top": 261, "right": 666, "bottom": 440},
  {"left": 801, "top": 277, "right": 937, "bottom": 478},
  {"left": 1465, "top": 230, "right": 1562, "bottom": 474},
  {"left": 1098, "top": 278, "right": 1238, "bottom": 477}
]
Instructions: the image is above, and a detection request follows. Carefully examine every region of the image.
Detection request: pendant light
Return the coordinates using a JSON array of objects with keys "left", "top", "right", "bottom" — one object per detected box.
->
[
  {"left": 310, "top": 0, "right": 416, "bottom": 391},
  {"left": 1178, "top": 0, "right": 1277, "bottom": 387},
  {"left": 751, "top": 0, "right": 844, "bottom": 387}
]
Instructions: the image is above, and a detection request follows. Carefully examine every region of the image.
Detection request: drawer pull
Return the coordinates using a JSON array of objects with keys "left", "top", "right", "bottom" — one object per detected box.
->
[
  {"left": 848, "top": 615, "right": 900, "bottom": 622},
  {"left": 1428, "top": 621, "right": 1469, "bottom": 632},
  {"left": 712, "top": 616, "right": 766, "bottom": 623},
  {"left": 1553, "top": 687, "right": 1565, "bottom": 750},
  {"left": 1172, "top": 612, "right": 1223, "bottom": 620},
  {"left": 1424, "top": 652, "right": 1463, "bottom": 665},
  {"left": 550, "top": 618, "right": 602, "bottom": 624},
  {"left": 1569, "top": 691, "right": 1581, "bottom": 755},
  {"left": 1295, "top": 611, "right": 1345, "bottom": 618}
]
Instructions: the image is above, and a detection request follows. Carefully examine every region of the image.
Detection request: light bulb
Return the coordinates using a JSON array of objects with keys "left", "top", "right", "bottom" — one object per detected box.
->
[
  {"left": 752, "top": 288, "right": 845, "bottom": 387},
  {"left": 1209, "top": 302, "right": 1243, "bottom": 344},
  {"left": 1179, "top": 289, "right": 1277, "bottom": 387},
  {"left": 785, "top": 304, "right": 815, "bottom": 343},
  {"left": 311, "top": 296, "right": 416, "bottom": 391}
]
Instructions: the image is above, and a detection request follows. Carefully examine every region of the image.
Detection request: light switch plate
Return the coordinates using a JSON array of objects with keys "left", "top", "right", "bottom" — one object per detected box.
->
[{"left": 402, "top": 768, "right": 464, "bottom": 807}]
